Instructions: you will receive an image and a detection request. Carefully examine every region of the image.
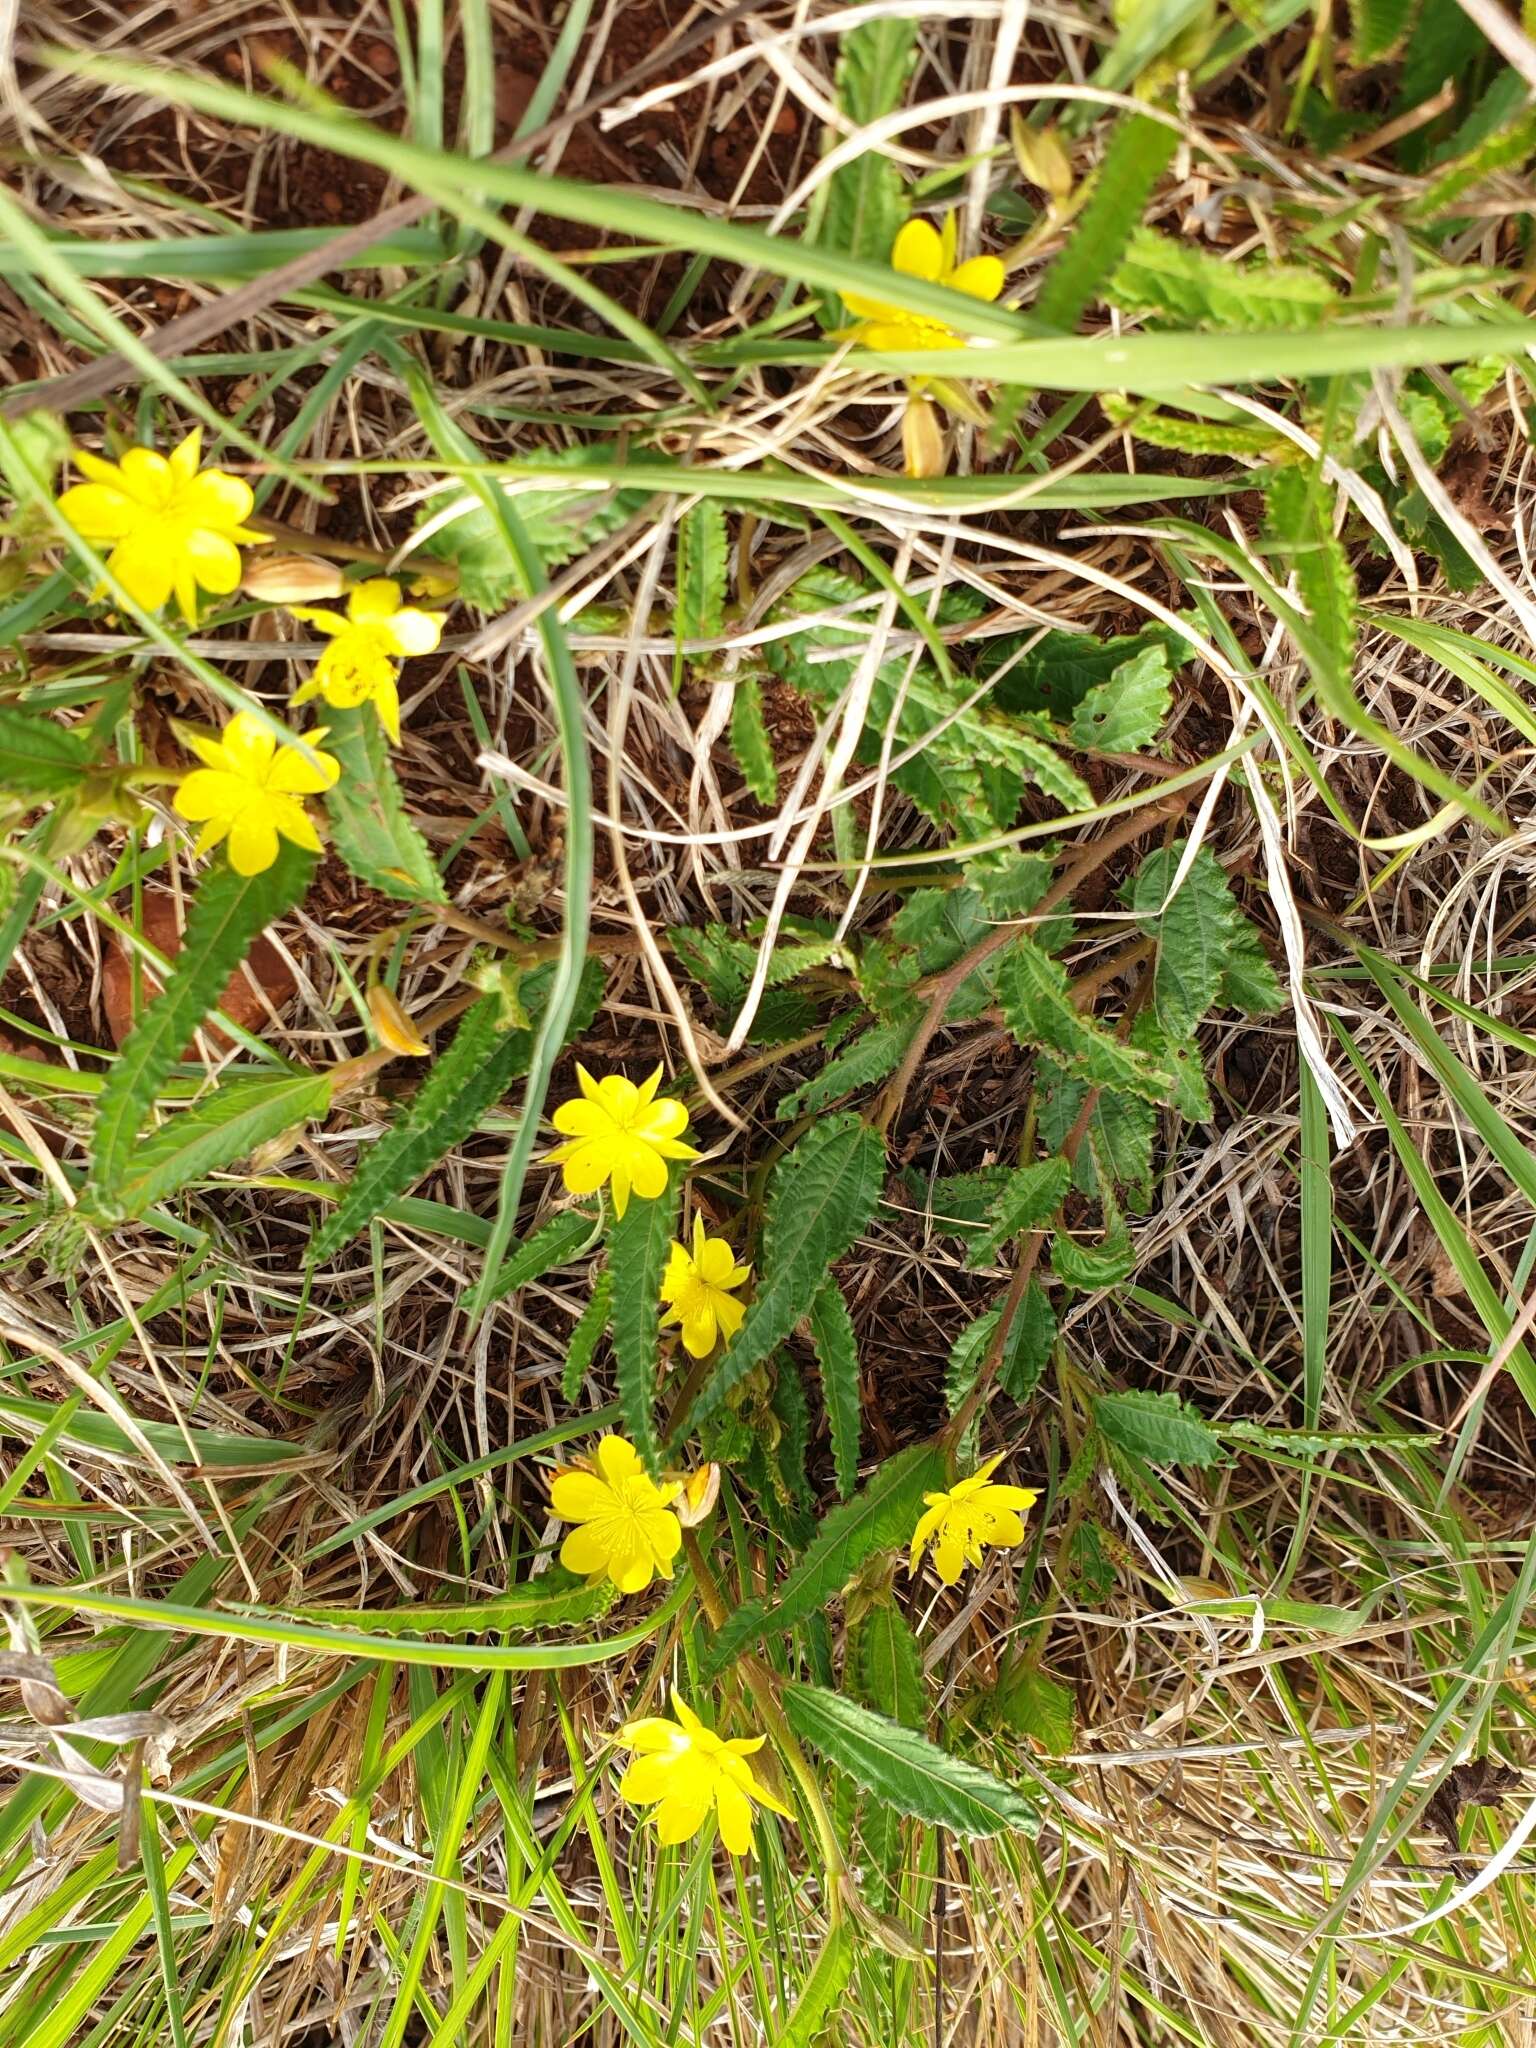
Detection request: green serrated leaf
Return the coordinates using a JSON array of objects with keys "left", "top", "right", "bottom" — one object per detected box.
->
[
  {"left": 478, "top": 1205, "right": 599, "bottom": 1306},
  {"left": 965, "top": 1156, "right": 1072, "bottom": 1269},
  {"left": 776, "top": 1009, "right": 917, "bottom": 1120},
  {"left": 729, "top": 671, "right": 778, "bottom": 803},
  {"left": 1051, "top": 1211, "right": 1134, "bottom": 1289},
  {"left": 776, "top": 1925, "right": 855, "bottom": 2048},
  {"left": 416, "top": 446, "right": 665, "bottom": 607},
  {"left": 314, "top": 959, "right": 603, "bottom": 1263},
  {"left": 1348, "top": 0, "right": 1417, "bottom": 57},
  {"left": 85, "top": 1071, "right": 332, "bottom": 1226},
  {"left": 945, "top": 1285, "right": 1057, "bottom": 1429},
  {"left": 701, "top": 1442, "right": 943, "bottom": 1676},
  {"left": 321, "top": 703, "right": 446, "bottom": 903},
  {"left": 1095, "top": 1387, "right": 1223, "bottom": 1468},
  {"left": 1264, "top": 465, "right": 1357, "bottom": 687},
  {"left": 1032, "top": 115, "right": 1180, "bottom": 332},
  {"left": 996, "top": 935, "right": 1169, "bottom": 1099},
  {"left": 822, "top": 20, "right": 919, "bottom": 275},
  {"left": 1100, "top": 394, "right": 1288, "bottom": 458},
  {"left": 1132, "top": 842, "right": 1281, "bottom": 1036},
  {"left": 1038, "top": 1068, "right": 1157, "bottom": 1208},
  {"left": 682, "top": 1115, "right": 885, "bottom": 1434},
  {"left": 1111, "top": 225, "right": 1337, "bottom": 330},
  {"left": 854, "top": 1600, "right": 926, "bottom": 1901},
  {"left": 919, "top": 1165, "right": 1019, "bottom": 1232},
  {"left": 765, "top": 567, "right": 1088, "bottom": 836},
  {"left": 784, "top": 1683, "right": 1036, "bottom": 1838},
  {"left": 676, "top": 499, "right": 727, "bottom": 644},
  {"left": 986, "top": 623, "right": 1184, "bottom": 722},
  {"left": 88, "top": 841, "right": 314, "bottom": 1204},
  {"left": 608, "top": 1170, "right": 682, "bottom": 1475},
  {"left": 992, "top": 1665, "right": 1077, "bottom": 1757},
  {"left": 562, "top": 1269, "right": 614, "bottom": 1405},
  {"left": 285, "top": 1568, "right": 616, "bottom": 1638},
  {"left": 772, "top": 1354, "right": 815, "bottom": 1511},
  {"left": 1131, "top": 1011, "right": 1212, "bottom": 1121},
  {"left": 807, "top": 1277, "right": 861, "bottom": 1499},
  {"left": 0, "top": 705, "right": 94, "bottom": 798},
  {"left": 1069, "top": 644, "right": 1172, "bottom": 754}
]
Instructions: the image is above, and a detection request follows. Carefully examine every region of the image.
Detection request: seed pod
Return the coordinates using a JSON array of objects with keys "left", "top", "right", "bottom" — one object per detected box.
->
[
  {"left": 242, "top": 554, "right": 346, "bottom": 603},
  {"left": 368, "top": 983, "right": 431, "bottom": 1057}
]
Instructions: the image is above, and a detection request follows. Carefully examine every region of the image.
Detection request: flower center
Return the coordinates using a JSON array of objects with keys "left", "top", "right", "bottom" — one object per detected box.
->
[{"left": 319, "top": 624, "right": 397, "bottom": 705}]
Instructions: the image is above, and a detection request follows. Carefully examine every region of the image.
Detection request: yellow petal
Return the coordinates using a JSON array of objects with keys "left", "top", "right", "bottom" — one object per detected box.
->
[
  {"left": 549, "top": 1470, "right": 613, "bottom": 1522},
  {"left": 891, "top": 218, "right": 944, "bottom": 283},
  {"left": 368, "top": 984, "right": 430, "bottom": 1057},
  {"left": 347, "top": 577, "right": 403, "bottom": 623},
  {"left": 384, "top": 606, "right": 444, "bottom": 657},
  {"left": 947, "top": 254, "right": 1005, "bottom": 304},
  {"left": 227, "top": 809, "right": 280, "bottom": 875},
  {"left": 54, "top": 482, "right": 137, "bottom": 540}
]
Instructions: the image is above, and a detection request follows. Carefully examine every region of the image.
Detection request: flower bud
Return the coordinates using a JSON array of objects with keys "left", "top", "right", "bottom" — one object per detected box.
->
[
  {"left": 676, "top": 1463, "right": 721, "bottom": 1528},
  {"left": 368, "top": 983, "right": 431, "bottom": 1057},
  {"left": 242, "top": 554, "right": 346, "bottom": 603},
  {"left": 901, "top": 394, "right": 946, "bottom": 480}
]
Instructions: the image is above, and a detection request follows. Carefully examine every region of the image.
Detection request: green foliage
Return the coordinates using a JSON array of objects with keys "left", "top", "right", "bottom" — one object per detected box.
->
[
  {"left": 853, "top": 1600, "right": 926, "bottom": 1899},
  {"left": 1032, "top": 115, "right": 1180, "bottom": 331},
  {"left": 1348, "top": 0, "right": 1416, "bottom": 58},
  {"left": 321, "top": 703, "right": 446, "bottom": 903},
  {"left": 675, "top": 499, "right": 727, "bottom": 644},
  {"left": 783, "top": 1683, "right": 1037, "bottom": 1837},
  {"left": 776, "top": 1926, "right": 855, "bottom": 2048},
  {"left": 1038, "top": 1067, "right": 1157, "bottom": 1208},
  {"left": 1110, "top": 225, "right": 1336, "bottom": 328},
  {"left": 991, "top": 1665, "right": 1077, "bottom": 1756},
  {"left": 87, "top": 841, "right": 314, "bottom": 1208},
  {"left": 965, "top": 1156, "right": 1072, "bottom": 1269},
  {"left": 1051, "top": 1210, "right": 1134, "bottom": 1289},
  {"left": 607, "top": 1169, "right": 681, "bottom": 1474},
  {"left": 1095, "top": 1387, "right": 1223, "bottom": 1467},
  {"left": 985, "top": 622, "right": 1185, "bottom": 723},
  {"left": 729, "top": 671, "right": 778, "bottom": 803},
  {"left": 415, "top": 445, "right": 665, "bottom": 607},
  {"left": 765, "top": 566, "right": 1089, "bottom": 839},
  {"left": 807, "top": 1276, "right": 861, "bottom": 1498},
  {"left": 682, "top": 1114, "right": 885, "bottom": 1434},
  {"left": 1413, "top": 109, "right": 1536, "bottom": 219},
  {"left": 821, "top": 19, "right": 919, "bottom": 271},
  {"left": 0, "top": 706, "right": 95, "bottom": 800},
  {"left": 701, "top": 1443, "right": 944, "bottom": 1675},
  {"left": 1069, "top": 644, "right": 1173, "bottom": 754},
  {"left": 1100, "top": 395, "right": 1288, "bottom": 458},
  {"left": 1131, "top": 842, "right": 1284, "bottom": 1037},
  {"left": 1263, "top": 466, "right": 1357, "bottom": 688},
  {"left": 479, "top": 1206, "right": 599, "bottom": 1306},
  {"left": 288, "top": 1568, "right": 617, "bottom": 1637},
  {"left": 946, "top": 1285, "right": 1057, "bottom": 1424},
  {"left": 312, "top": 959, "right": 604, "bottom": 1263},
  {"left": 667, "top": 921, "right": 813, "bottom": 1045},
  {"left": 776, "top": 1009, "right": 917, "bottom": 1119},
  {"left": 996, "top": 935, "right": 1170, "bottom": 1099},
  {"left": 562, "top": 1268, "right": 613, "bottom": 1404},
  {"left": 84, "top": 1072, "right": 332, "bottom": 1226}
]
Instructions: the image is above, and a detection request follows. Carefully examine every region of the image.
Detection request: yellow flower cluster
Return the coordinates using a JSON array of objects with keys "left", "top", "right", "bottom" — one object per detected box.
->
[{"left": 54, "top": 435, "right": 448, "bottom": 875}]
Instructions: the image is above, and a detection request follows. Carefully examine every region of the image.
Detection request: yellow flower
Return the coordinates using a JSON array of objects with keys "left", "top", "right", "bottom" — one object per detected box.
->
[
  {"left": 549, "top": 1434, "right": 683, "bottom": 1594},
  {"left": 55, "top": 428, "right": 266, "bottom": 621},
  {"left": 842, "top": 214, "right": 1005, "bottom": 359},
  {"left": 909, "top": 1453, "right": 1039, "bottom": 1587},
  {"left": 659, "top": 1214, "right": 750, "bottom": 1359},
  {"left": 173, "top": 711, "right": 340, "bottom": 875},
  {"left": 289, "top": 578, "right": 445, "bottom": 744},
  {"left": 618, "top": 1694, "right": 792, "bottom": 1857},
  {"left": 547, "top": 1064, "right": 699, "bottom": 1218}
]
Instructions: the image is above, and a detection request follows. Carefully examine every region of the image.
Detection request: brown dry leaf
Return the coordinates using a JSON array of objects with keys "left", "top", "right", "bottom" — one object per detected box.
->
[{"left": 103, "top": 891, "right": 299, "bottom": 1050}]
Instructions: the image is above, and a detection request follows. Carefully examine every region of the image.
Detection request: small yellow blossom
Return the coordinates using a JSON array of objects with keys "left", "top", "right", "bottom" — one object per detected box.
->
[
  {"left": 618, "top": 1694, "right": 792, "bottom": 1857},
  {"left": 55, "top": 428, "right": 266, "bottom": 621},
  {"left": 908, "top": 1453, "right": 1038, "bottom": 1587},
  {"left": 289, "top": 578, "right": 445, "bottom": 744},
  {"left": 659, "top": 1214, "right": 750, "bottom": 1359},
  {"left": 173, "top": 711, "right": 340, "bottom": 875},
  {"left": 547, "top": 1064, "right": 699, "bottom": 1219},
  {"left": 842, "top": 215, "right": 1005, "bottom": 360},
  {"left": 549, "top": 1434, "right": 683, "bottom": 1594}
]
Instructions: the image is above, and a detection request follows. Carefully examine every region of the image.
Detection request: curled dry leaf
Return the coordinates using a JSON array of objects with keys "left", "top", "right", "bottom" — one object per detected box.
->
[{"left": 103, "top": 889, "right": 298, "bottom": 1051}]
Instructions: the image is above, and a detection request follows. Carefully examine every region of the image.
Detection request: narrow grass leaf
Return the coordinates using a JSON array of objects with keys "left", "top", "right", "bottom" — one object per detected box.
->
[
  {"left": 807, "top": 1276, "right": 861, "bottom": 1498},
  {"left": 474, "top": 1205, "right": 598, "bottom": 1306}
]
